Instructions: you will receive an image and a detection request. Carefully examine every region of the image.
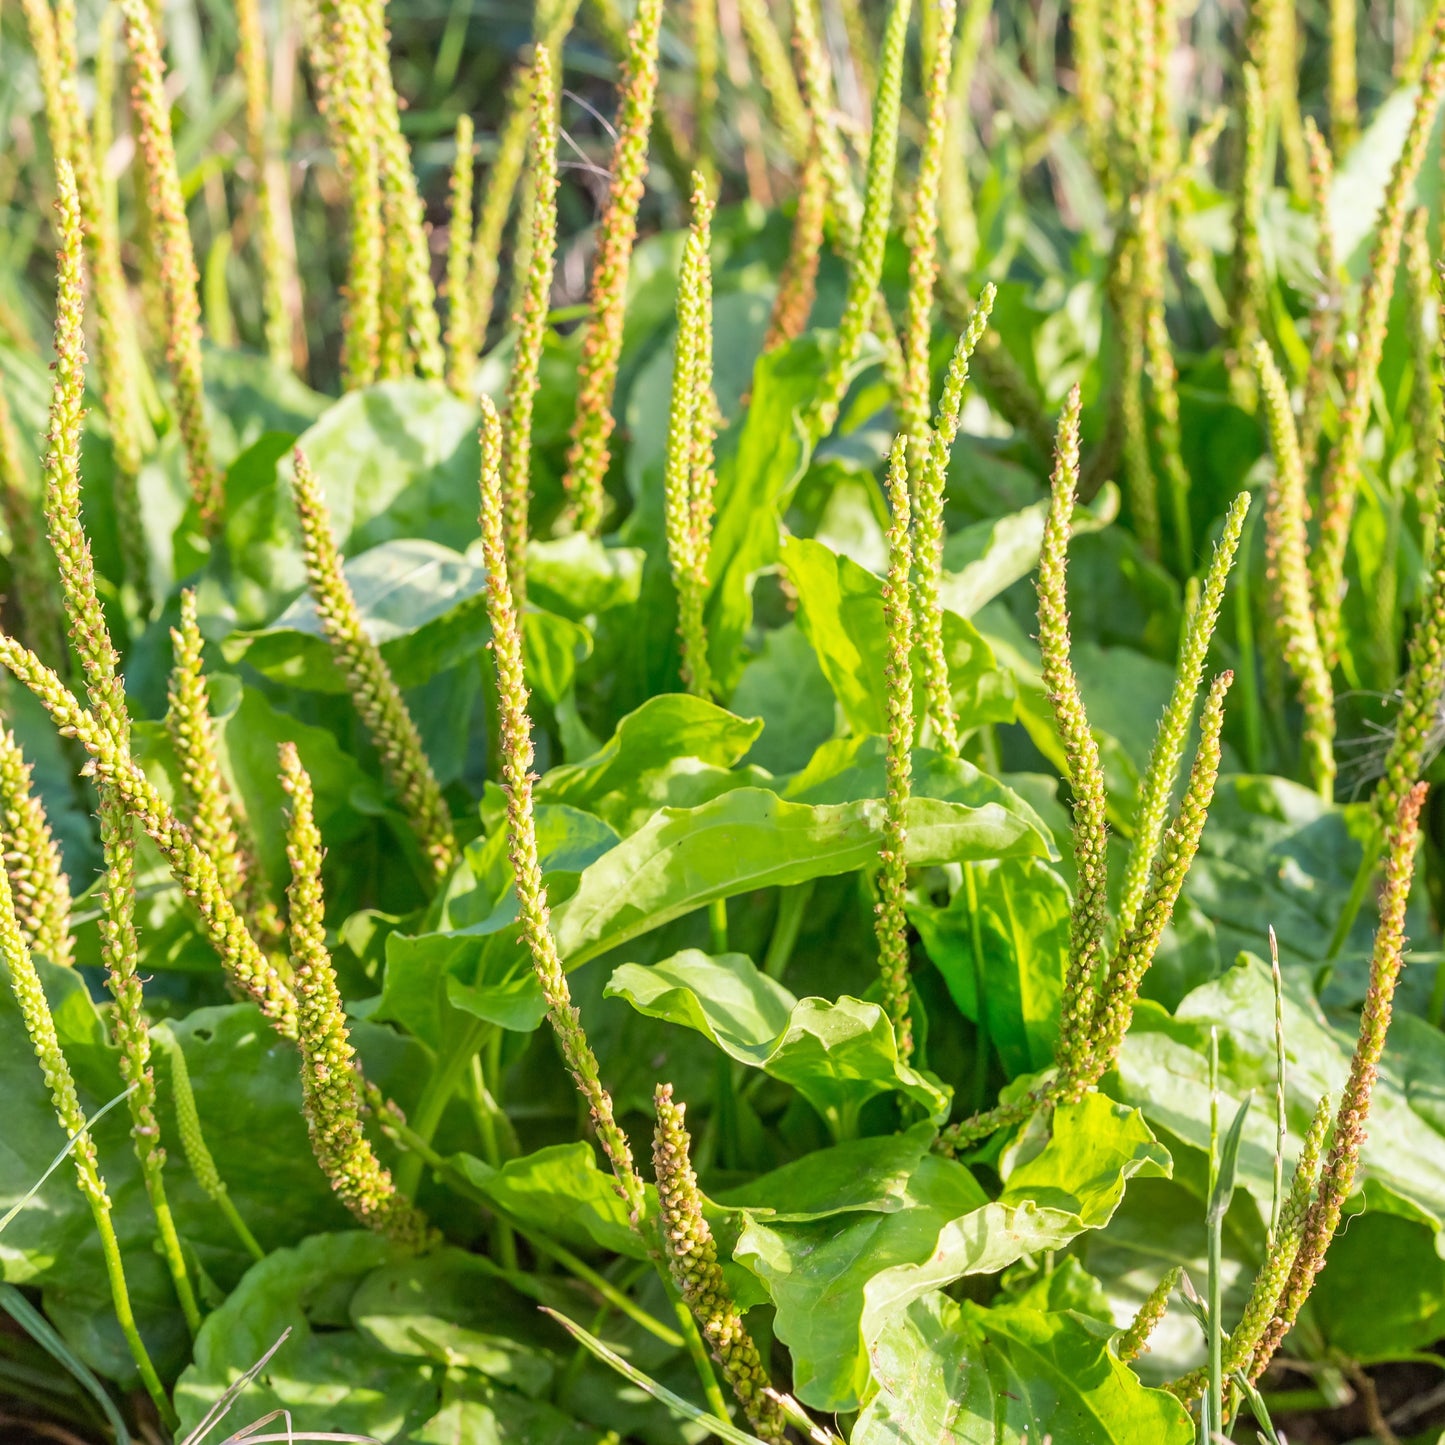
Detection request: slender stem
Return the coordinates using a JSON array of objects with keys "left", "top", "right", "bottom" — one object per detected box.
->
[
  {"left": 1326, "top": 832, "right": 1383, "bottom": 962},
  {"left": 395, "top": 1017, "right": 489, "bottom": 1198},
  {"left": 146, "top": 1183, "right": 202, "bottom": 1335},
  {"left": 672, "top": 1292, "right": 731, "bottom": 1421},
  {"left": 1234, "top": 504, "right": 1264, "bottom": 775},
  {"left": 1207, "top": 1028, "right": 1224, "bottom": 1439},
  {"left": 708, "top": 896, "right": 729, "bottom": 953},
  {"left": 92, "top": 1200, "right": 175, "bottom": 1427},
  {"left": 762, "top": 882, "right": 811, "bottom": 980},
  {"left": 964, "top": 862, "right": 990, "bottom": 1112},
  {"left": 468, "top": 1052, "right": 517, "bottom": 1269},
  {"left": 216, "top": 1189, "right": 265, "bottom": 1262}
]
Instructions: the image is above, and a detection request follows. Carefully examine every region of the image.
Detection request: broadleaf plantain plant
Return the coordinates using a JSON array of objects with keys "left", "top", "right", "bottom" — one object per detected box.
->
[{"left": 1, "top": 0, "right": 1444, "bottom": 1442}]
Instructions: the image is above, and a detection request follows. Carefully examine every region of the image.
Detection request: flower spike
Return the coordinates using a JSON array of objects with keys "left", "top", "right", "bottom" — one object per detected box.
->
[
  {"left": 502, "top": 44, "right": 561, "bottom": 610},
  {"left": 0, "top": 727, "right": 73, "bottom": 969},
  {"left": 913, "top": 285, "right": 996, "bottom": 756},
  {"left": 168, "top": 590, "right": 280, "bottom": 943},
  {"left": 564, "top": 0, "right": 665, "bottom": 534},
  {"left": 120, "top": 0, "right": 221, "bottom": 529},
  {"left": 1117, "top": 1266, "right": 1180, "bottom": 1363},
  {"left": 1253, "top": 341, "right": 1335, "bottom": 797},
  {"left": 479, "top": 397, "right": 646, "bottom": 1220},
  {"left": 664, "top": 176, "right": 719, "bottom": 699},
  {"left": 804, "top": 0, "right": 912, "bottom": 446},
  {"left": 1253, "top": 783, "right": 1427, "bottom": 1375},
  {"left": 281, "top": 742, "right": 432, "bottom": 1247},
  {"left": 291, "top": 449, "right": 457, "bottom": 881},
  {"left": 876, "top": 435, "right": 915, "bottom": 1059},
  {"left": 1037, "top": 386, "right": 1111, "bottom": 1078},
  {"left": 445, "top": 114, "right": 477, "bottom": 397},
  {"left": 1117, "top": 493, "right": 1250, "bottom": 935},
  {"left": 654, "top": 1084, "right": 786, "bottom": 1443}
]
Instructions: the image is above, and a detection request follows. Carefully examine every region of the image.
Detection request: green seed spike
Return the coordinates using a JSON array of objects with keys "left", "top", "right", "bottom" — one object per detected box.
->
[
  {"left": 156, "top": 1026, "right": 264, "bottom": 1261},
  {"left": 1314, "top": 18, "right": 1445, "bottom": 664},
  {"left": 900, "top": 0, "right": 957, "bottom": 443},
  {"left": 168, "top": 590, "right": 280, "bottom": 944},
  {"left": 1254, "top": 782, "right": 1426, "bottom": 1376},
  {"left": 1172, "top": 1091, "right": 1332, "bottom": 1403},
  {"left": 324, "top": 0, "right": 383, "bottom": 388},
  {"left": 290, "top": 449, "right": 457, "bottom": 882},
  {"left": 653, "top": 1085, "right": 787, "bottom": 1443},
  {"left": 280, "top": 742, "right": 432, "bottom": 1248},
  {"left": 0, "top": 633, "right": 299, "bottom": 1038},
  {"left": 1405, "top": 207, "right": 1438, "bottom": 529},
  {"left": 1297, "top": 118, "right": 1340, "bottom": 475},
  {"left": 736, "top": 0, "right": 811, "bottom": 165},
  {"left": 468, "top": 0, "right": 582, "bottom": 355},
  {"left": 1117, "top": 493, "right": 1250, "bottom": 936},
  {"left": 1079, "top": 670, "right": 1232, "bottom": 1091},
  {"left": 664, "top": 178, "right": 719, "bottom": 700},
  {"left": 763, "top": 153, "right": 826, "bottom": 352},
  {"left": 1376, "top": 487, "right": 1445, "bottom": 837},
  {"left": 42, "top": 170, "right": 201, "bottom": 1336},
  {"left": 1229, "top": 63, "right": 1267, "bottom": 396},
  {"left": 1252, "top": 341, "right": 1336, "bottom": 797},
  {"left": 692, "top": 0, "right": 718, "bottom": 186},
  {"left": 0, "top": 860, "right": 173, "bottom": 1424},
  {"left": 876, "top": 436, "right": 915, "bottom": 1061},
  {"left": 120, "top": 0, "right": 222, "bottom": 531},
  {"left": 1073, "top": 0, "right": 1108, "bottom": 178},
  {"left": 913, "top": 285, "right": 996, "bottom": 757},
  {"left": 803, "top": 0, "right": 911, "bottom": 447},
  {"left": 1113, "top": 238, "right": 1159, "bottom": 559},
  {"left": 502, "top": 44, "right": 561, "bottom": 612},
  {"left": 478, "top": 398, "right": 646, "bottom": 1219},
  {"left": 444, "top": 115, "right": 476, "bottom": 397},
  {"left": 1328, "top": 0, "right": 1357, "bottom": 153},
  {"left": 23, "top": 0, "right": 153, "bottom": 613},
  {"left": 790, "top": 0, "right": 862, "bottom": 247},
  {"left": 563, "top": 0, "right": 665, "bottom": 535},
  {"left": 1117, "top": 1266, "right": 1179, "bottom": 1363},
  {"left": 1037, "top": 385, "right": 1111, "bottom": 1079},
  {"left": 369, "top": 8, "right": 445, "bottom": 384},
  {"left": 236, "top": 0, "right": 294, "bottom": 367},
  {"left": 0, "top": 727, "right": 73, "bottom": 970}
]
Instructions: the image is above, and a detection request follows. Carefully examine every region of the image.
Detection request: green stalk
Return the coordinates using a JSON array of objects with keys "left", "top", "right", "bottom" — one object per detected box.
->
[
  {"left": 395, "top": 1016, "right": 490, "bottom": 1199},
  {"left": 672, "top": 1294, "right": 731, "bottom": 1421}
]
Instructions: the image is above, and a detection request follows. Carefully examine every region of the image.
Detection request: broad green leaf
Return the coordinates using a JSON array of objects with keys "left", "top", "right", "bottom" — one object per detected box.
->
[
  {"left": 716, "top": 1123, "right": 940, "bottom": 1221},
  {"left": 735, "top": 1097, "right": 1170, "bottom": 1409},
  {"left": 411, "top": 1373, "right": 609, "bottom": 1445},
  {"left": 549, "top": 785, "right": 1050, "bottom": 971},
  {"left": 536, "top": 694, "right": 763, "bottom": 833},
  {"left": 378, "top": 808, "right": 621, "bottom": 1046},
  {"left": 173, "top": 1233, "right": 434, "bottom": 1439},
  {"left": 523, "top": 535, "right": 645, "bottom": 619},
  {"left": 783, "top": 534, "right": 1012, "bottom": 738},
  {"left": 853, "top": 1293, "right": 1193, "bottom": 1444},
  {"left": 214, "top": 380, "right": 482, "bottom": 627},
  {"left": 938, "top": 483, "right": 1119, "bottom": 619},
  {"left": 605, "top": 950, "right": 950, "bottom": 1130},
  {"left": 449, "top": 1144, "right": 651, "bottom": 1261},
  {"left": 350, "top": 1249, "right": 564, "bottom": 1394},
  {"left": 910, "top": 856, "right": 1071, "bottom": 1077},
  {"left": 228, "top": 539, "right": 493, "bottom": 690},
  {"left": 1182, "top": 776, "right": 1392, "bottom": 988},
  {"left": 729, "top": 622, "right": 838, "bottom": 776},
  {"left": 387, "top": 773, "right": 1050, "bottom": 1047}
]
